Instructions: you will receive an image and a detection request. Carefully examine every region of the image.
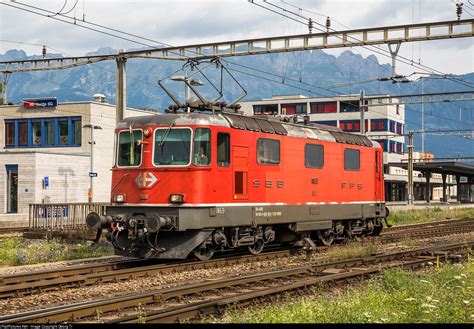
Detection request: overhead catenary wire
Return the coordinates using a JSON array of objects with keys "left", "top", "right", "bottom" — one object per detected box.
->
[
  {"left": 252, "top": 0, "right": 474, "bottom": 89},
  {"left": 1, "top": 1, "right": 471, "bottom": 130}
]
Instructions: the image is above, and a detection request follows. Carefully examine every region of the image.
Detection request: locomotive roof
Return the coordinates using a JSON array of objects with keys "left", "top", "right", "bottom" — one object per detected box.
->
[{"left": 118, "top": 112, "right": 375, "bottom": 148}]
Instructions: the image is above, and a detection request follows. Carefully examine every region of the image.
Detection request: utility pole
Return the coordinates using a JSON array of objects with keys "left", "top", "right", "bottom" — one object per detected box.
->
[
  {"left": 83, "top": 124, "right": 102, "bottom": 203},
  {"left": 2, "top": 73, "right": 10, "bottom": 105},
  {"left": 421, "top": 78, "right": 425, "bottom": 154},
  {"left": 115, "top": 49, "right": 127, "bottom": 126},
  {"left": 407, "top": 131, "right": 414, "bottom": 205},
  {"left": 359, "top": 89, "right": 366, "bottom": 134}
]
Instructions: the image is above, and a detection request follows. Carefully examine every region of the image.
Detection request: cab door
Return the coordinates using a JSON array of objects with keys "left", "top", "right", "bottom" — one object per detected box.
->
[
  {"left": 232, "top": 145, "right": 249, "bottom": 200},
  {"left": 375, "top": 150, "right": 383, "bottom": 200}
]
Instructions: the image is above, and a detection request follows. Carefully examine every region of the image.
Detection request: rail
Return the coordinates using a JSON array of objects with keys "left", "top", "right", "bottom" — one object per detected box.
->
[{"left": 28, "top": 203, "right": 109, "bottom": 230}]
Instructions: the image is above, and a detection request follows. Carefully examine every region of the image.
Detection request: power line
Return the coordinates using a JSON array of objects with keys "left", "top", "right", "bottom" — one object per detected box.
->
[
  {"left": 252, "top": 0, "right": 474, "bottom": 89},
  {"left": 2, "top": 1, "right": 471, "bottom": 130}
]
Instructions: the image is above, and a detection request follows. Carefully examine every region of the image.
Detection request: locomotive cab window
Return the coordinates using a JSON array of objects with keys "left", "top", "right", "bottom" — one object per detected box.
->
[
  {"left": 154, "top": 128, "right": 192, "bottom": 166},
  {"left": 344, "top": 148, "right": 360, "bottom": 171},
  {"left": 305, "top": 144, "right": 324, "bottom": 168},
  {"left": 217, "top": 133, "right": 230, "bottom": 167},
  {"left": 257, "top": 138, "right": 280, "bottom": 165},
  {"left": 117, "top": 130, "right": 143, "bottom": 167},
  {"left": 193, "top": 128, "right": 211, "bottom": 166}
]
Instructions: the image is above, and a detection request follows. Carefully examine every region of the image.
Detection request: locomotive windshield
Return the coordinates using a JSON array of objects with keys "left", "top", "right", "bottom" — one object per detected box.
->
[
  {"left": 154, "top": 128, "right": 192, "bottom": 166},
  {"left": 117, "top": 129, "right": 143, "bottom": 167}
]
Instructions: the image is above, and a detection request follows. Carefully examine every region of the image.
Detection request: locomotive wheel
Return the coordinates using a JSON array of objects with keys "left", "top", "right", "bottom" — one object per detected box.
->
[
  {"left": 317, "top": 230, "right": 335, "bottom": 246},
  {"left": 193, "top": 244, "right": 215, "bottom": 261},
  {"left": 248, "top": 239, "right": 265, "bottom": 255}
]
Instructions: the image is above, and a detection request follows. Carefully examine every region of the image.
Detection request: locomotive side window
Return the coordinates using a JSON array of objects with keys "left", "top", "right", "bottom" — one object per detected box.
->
[
  {"left": 193, "top": 128, "right": 211, "bottom": 166},
  {"left": 154, "top": 128, "right": 192, "bottom": 166},
  {"left": 305, "top": 144, "right": 324, "bottom": 168},
  {"left": 217, "top": 133, "right": 230, "bottom": 167},
  {"left": 344, "top": 148, "right": 360, "bottom": 171},
  {"left": 117, "top": 130, "right": 143, "bottom": 167},
  {"left": 257, "top": 138, "right": 280, "bottom": 165}
]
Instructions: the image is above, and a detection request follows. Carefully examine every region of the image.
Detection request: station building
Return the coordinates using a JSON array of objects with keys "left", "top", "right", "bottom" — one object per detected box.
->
[{"left": 0, "top": 97, "right": 155, "bottom": 228}]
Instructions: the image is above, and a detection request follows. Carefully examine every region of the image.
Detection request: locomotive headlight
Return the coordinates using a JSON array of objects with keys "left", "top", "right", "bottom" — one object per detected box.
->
[
  {"left": 114, "top": 193, "right": 126, "bottom": 203},
  {"left": 169, "top": 194, "right": 185, "bottom": 204}
]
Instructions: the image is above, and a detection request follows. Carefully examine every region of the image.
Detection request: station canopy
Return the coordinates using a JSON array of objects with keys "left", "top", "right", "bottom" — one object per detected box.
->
[{"left": 389, "top": 161, "right": 474, "bottom": 178}]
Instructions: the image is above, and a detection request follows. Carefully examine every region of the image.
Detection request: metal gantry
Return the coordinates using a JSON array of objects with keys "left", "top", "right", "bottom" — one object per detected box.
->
[
  {"left": 0, "top": 19, "right": 473, "bottom": 125},
  {"left": 1, "top": 19, "right": 472, "bottom": 73}
]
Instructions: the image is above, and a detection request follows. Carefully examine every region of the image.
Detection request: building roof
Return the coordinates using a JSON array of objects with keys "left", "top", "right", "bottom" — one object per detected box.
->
[{"left": 389, "top": 161, "right": 474, "bottom": 177}]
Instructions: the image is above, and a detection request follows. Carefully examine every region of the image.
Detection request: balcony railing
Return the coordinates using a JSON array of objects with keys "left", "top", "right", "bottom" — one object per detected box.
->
[{"left": 29, "top": 203, "right": 109, "bottom": 230}]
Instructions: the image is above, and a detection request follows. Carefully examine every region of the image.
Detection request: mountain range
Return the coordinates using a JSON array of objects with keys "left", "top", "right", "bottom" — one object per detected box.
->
[{"left": 1, "top": 47, "right": 473, "bottom": 158}]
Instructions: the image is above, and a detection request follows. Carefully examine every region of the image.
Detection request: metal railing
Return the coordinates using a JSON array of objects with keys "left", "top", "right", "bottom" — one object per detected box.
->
[{"left": 29, "top": 203, "right": 109, "bottom": 230}]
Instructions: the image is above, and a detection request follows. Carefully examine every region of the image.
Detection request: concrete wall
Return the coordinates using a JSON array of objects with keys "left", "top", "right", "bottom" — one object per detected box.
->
[{"left": 0, "top": 152, "right": 89, "bottom": 228}]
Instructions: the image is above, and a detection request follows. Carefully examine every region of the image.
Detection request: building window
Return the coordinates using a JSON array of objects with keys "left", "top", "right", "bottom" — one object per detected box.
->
[
  {"left": 375, "top": 139, "right": 388, "bottom": 152},
  {"left": 310, "top": 102, "right": 337, "bottom": 113},
  {"left": 340, "top": 100, "right": 367, "bottom": 113},
  {"left": 73, "top": 119, "right": 82, "bottom": 145},
  {"left": 282, "top": 103, "right": 306, "bottom": 115},
  {"left": 371, "top": 119, "right": 387, "bottom": 132},
  {"left": 217, "top": 132, "right": 230, "bottom": 167},
  {"left": 31, "top": 121, "right": 41, "bottom": 145},
  {"left": 313, "top": 120, "right": 337, "bottom": 127},
  {"left": 340, "top": 120, "right": 368, "bottom": 132},
  {"left": 4, "top": 117, "right": 82, "bottom": 148},
  {"left": 305, "top": 144, "right": 324, "bottom": 168},
  {"left": 389, "top": 120, "right": 396, "bottom": 133},
  {"left": 253, "top": 104, "right": 278, "bottom": 115},
  {"left": 58, "top": 120, "right": 69, "bottom": 145},
  {"left": 396, "top": 142, "right": 403, "bottom": 154},
  {"left": 257, "top": 138, "right": 280, "bottom": 165},
  {"left": 18, "top": 122, "right": 28, "bottom": 146},
  {"left": 344, "top": 148, "right": 360, "bottom": 171},
  {"left": 5, "top": 122, "right": 14, "bottom": 146},
  {"left": 389, "top": 140, "right": 396, "bottom": 153},
  {"left": 45, "top": 120, "right": 55, "bottom": 145},
  {"left": 396, "top": 122, "right": 402, "bottom": 135}
]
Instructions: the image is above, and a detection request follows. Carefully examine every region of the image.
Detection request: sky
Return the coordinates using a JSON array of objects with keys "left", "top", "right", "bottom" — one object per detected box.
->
[{"left": 0, "top": 0, "right": 473, "bottom": 75}]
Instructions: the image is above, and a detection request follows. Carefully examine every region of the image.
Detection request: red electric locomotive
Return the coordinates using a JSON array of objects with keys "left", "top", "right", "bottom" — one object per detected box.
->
[{"left": 87, "top": 112, "right": 387, "bottom": 260}]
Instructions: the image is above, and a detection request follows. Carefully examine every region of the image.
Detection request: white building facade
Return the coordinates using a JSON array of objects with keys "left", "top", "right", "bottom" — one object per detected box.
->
[{"left": 0, "top": 100, "right": 155, "bottom": 228}]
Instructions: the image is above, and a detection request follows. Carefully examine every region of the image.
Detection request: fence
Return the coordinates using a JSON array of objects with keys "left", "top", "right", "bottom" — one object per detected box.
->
[{"left": 29, "top": 203, "right": 109, "bottom": 231}]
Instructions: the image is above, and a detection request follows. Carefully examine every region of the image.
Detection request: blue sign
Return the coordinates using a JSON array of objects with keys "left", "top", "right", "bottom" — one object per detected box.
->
[
  {"left": 43, "top": 176, "right": 49, "bottom": 189},
  {"left": 89, "top": 172, "right": 98, "bottom": 177},
  {"left": 23, "top": 97, "right": 58, "bottom": 109}
]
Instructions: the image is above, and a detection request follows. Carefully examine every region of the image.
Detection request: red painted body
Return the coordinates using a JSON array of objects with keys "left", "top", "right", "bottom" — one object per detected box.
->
[{"left": 111, "top": 123, "right": 384, "bottom": 206}]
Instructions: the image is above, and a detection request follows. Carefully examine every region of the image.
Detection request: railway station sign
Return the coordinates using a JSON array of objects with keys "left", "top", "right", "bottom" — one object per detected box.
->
[
  {"left": 89, "top": 172, "right": 98, "bottom": 177},
  {"left": 23, "top": 97, "right": 58, "bottom": 109}
]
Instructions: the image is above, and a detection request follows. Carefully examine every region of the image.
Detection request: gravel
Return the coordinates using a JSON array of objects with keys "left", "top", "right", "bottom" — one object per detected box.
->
[{"left": 1, "top": 231, "right": 472, "bottom": 316}]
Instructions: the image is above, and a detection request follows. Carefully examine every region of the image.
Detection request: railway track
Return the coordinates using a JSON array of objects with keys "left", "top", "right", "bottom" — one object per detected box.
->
[
  {"left": 384, "top": 217, "right": 472, "bottom": 232},
  {"left": 0, "top": 248, "right": 299, "bottom": 299},
  {"left": 380, "top": 218, "right": 473, "bottom": 241},
  {"left": 0, "top": 240, "right": 470, "bottom": 324},
  {"left": 0, "top": 218, "right": 472, "bottom": 299}
]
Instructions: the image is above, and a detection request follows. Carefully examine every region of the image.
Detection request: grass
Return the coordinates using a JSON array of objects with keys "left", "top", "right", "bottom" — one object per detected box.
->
[
  {"left": 325, "top": 241, "right": 377, "bottom": 262},
  {"left": 207, "top": 260, "right": 473, "bottom": 324},
  {"left": 0, "top": 236, "right": 114, "bottom": 266},
  {"left": 387, "top": 208, "right": 474, "bottom": 226}
]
